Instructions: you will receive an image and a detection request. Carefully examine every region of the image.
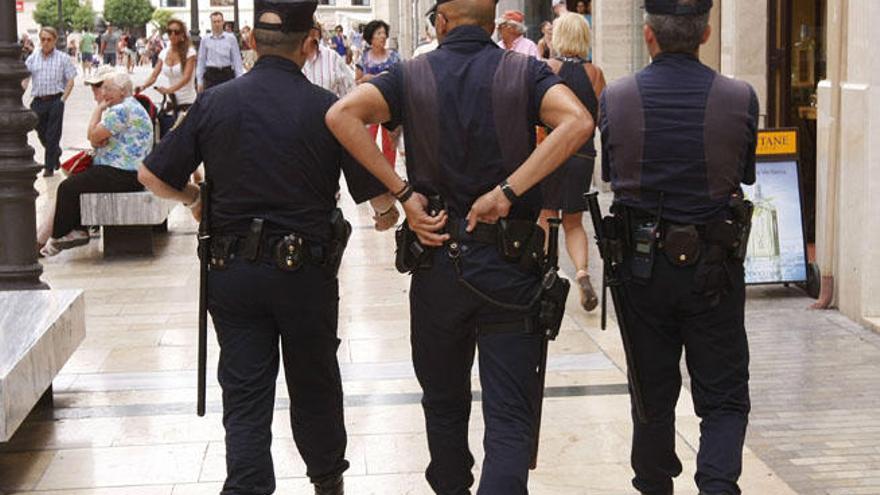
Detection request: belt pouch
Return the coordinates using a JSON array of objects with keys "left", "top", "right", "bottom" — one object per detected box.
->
[
  {"left": 240, "top": 218, "right": 264, "bottom": 261},
  {"left": 497, "top": 219, "right": 534, "bottom": 263},
  {"left": 394, "top": 223, "right": 431, "bottom": 274},
  {"left": 274, "top": 234, "right": 304, "bottom": 271},
  {"left": 537, "top": 270, "right": 570, "bottom": 340},
  {"left": 327, "top": 208, "right": 353, "bottom": 276},
  {"left": 663, "top": 224, "right": 701, "bottom": 267},
  {"left": 209, "top": 236, "right": 236, "bottom": 270},
  {"left": 518, "top": 225, "right": 545, "bottom": 274}
]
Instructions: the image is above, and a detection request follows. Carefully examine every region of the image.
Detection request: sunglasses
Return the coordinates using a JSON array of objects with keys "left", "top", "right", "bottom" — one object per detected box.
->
[{"left": 167, "top": 29, "right": 183, "bottom": 35}]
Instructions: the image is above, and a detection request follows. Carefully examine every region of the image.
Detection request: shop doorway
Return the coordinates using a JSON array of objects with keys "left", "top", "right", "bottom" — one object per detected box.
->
[{"left": 768, "top": 0, "right": 826, "bottom": 245}]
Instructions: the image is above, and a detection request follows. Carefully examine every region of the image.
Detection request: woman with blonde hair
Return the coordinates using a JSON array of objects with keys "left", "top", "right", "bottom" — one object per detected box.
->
[
  {"left": 136, "top": 19, "right": 197, "bottom": 137},
  {"left": 540, "top": 12, "right": 606, "bottom": 311}
]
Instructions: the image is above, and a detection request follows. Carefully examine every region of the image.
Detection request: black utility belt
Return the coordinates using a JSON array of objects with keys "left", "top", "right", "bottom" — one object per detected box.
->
[
  {"left": 395, "top": 217, "right": 544, "bottom": 275},
  {"left": 205, "top": 66, "right": 233, "bottom": 73},
  {"left": 209, "top": 233, "right": 328, "bottom": 272}
]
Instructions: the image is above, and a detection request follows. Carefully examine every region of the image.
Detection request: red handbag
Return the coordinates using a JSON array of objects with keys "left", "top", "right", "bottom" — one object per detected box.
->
[{"left": 60, "top": 150, "right": 93, "bottom": 175}]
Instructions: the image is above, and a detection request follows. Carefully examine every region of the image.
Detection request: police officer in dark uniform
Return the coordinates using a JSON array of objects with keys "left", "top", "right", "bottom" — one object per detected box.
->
[
  {"left": 599, "top": 1, "right": 758, "bottom": 494},
  {"left": 326, "top": 0, "right": 592, "bottom": 493},
  {"left": 137, "top": 1, "right": 397, "bottom": 493}
]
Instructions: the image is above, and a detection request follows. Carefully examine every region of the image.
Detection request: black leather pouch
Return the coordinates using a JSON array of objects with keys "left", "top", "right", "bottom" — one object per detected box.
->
[
  {"left": 395, "top": 223, "right": 432, "bottom": 274},
  {"left": 273, "top": 235, "right": 305, "bottom": 272},
  {"left": 663, "top": 224, "right": 701, "bottom": 267},
  {"left": 497, "top": 219, "right": 536, "bottom": 263}
]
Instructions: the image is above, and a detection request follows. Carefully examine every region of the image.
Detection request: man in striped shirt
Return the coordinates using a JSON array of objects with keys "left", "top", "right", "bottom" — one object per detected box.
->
[
  {"left": 24, "top": 27, "right": 77, "bottom": 177},
  {"left": 303, "top": 24, "right": 355, "bottom": 98}
]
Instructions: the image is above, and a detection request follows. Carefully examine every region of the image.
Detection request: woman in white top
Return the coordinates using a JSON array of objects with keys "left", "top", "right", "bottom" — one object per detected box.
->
[{"left": 136, "top": 19, "right": 197, "bottom": 136}]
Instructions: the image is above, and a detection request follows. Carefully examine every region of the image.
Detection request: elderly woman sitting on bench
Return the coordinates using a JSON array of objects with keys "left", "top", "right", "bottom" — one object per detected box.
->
[{"left": 41, "top": 70, "right": 154, "bottom": 257}]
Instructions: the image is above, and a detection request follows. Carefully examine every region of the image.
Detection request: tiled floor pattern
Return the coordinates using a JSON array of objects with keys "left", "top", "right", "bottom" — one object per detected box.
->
[
  {"left": 741, "top": 288, "right": 880, "bottom": 495},
  {"left": 1, "top": 67, "right": 872, "bottom": 494}
]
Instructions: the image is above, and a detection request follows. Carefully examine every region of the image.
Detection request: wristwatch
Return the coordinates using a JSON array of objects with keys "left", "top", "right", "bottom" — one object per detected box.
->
[{"left": 500, "top": 179, "right": 519, "bottom": 203}]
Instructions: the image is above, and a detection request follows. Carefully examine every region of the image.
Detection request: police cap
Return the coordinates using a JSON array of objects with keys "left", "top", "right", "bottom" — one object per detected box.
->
[
  {"left": 427, "top": 0, "right": 499, "bottom": 17},
  {"left": 254, "top": 0, "right": 317, "bottom": 33},
  {"left": 645, "top": 0, "right": 712, "bottom": 16}
]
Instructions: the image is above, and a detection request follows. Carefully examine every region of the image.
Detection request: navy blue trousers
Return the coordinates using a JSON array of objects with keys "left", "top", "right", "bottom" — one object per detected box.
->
[
  {"left": 31, "top": 97, "right": 64, "bottom": 173},
  {"left": 621, "top": 255, "right": 750, "bottom": 495},
  {"left": 208, "top": 260, "right": 349, "bottom": 495},
  {"left": 410, "top": 242, "right": 543, "bottom": 495}
]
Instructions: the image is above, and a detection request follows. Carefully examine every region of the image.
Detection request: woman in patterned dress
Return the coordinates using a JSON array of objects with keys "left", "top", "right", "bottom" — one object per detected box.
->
[{"left": 355, "top": 20, "right": 402, "bottom": 169}]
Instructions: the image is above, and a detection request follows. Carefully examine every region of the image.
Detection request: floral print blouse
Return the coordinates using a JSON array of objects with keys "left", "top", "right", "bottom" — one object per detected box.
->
[
  {"left": 94, "top": 96, "right": 154, "bottom": 172},
  {"left": 356, "top": 48, "right": 402, "bottom": 76}
]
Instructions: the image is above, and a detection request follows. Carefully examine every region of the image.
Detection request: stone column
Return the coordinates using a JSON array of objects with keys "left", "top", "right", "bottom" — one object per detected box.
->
[
  {"left": 594, "top": 0, "right": 646, "bottom": 83},
  {"left": 719, "top": 0, "right": 768, "bottom": 120},
  {"left": 819, "top": 0, "right": 880, "bottom": 321},
  {"left": 190, "top": 0, "right": 200, "bottom": 46},
  {"left": 0, "top": 0, "right": 47, "bottom": 290}
]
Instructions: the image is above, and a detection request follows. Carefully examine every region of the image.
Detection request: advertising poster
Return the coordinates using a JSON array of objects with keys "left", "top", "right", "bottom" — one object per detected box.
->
[{"left": 742, "top": 160, "right": 808, "bottom": 284}]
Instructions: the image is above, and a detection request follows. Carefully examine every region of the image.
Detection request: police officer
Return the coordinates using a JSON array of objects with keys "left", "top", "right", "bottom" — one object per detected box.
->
[
  {"left": 326, "top": 0, "right": 592, "bottom": 493},
  {"left": 599, "top": 1, "right": 758, "bottom": 494},
  {"left": 137, "top": 1, "right": 397, "bottom": 493}
]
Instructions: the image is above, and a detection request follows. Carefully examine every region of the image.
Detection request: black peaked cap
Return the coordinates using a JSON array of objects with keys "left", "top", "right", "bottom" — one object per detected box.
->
[
  {"left": 645, "top": 0, "right": 712, "bottom": 15},
  {"left": 254, "top": 0, "right": 317, "bottom": 33},
  {"left": 427, "top": 0, "right": 499, "bottom": 16}
]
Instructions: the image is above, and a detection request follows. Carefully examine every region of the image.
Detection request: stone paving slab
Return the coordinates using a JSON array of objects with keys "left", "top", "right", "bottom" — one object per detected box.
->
[{"left": 742, "top": 286, "right": 880, "bottom": 495}]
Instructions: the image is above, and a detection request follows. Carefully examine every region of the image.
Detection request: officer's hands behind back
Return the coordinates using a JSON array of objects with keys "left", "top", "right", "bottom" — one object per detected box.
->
[
  {"left": 403, "top": 192, "right": 449, "bottom": 247},
  {"left": 466, "top": 186, "right": 511, "bottom": 232}
]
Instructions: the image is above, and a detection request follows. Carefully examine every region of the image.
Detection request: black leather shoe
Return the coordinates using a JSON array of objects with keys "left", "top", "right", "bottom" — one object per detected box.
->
[{"left": 314, "top": 475, "right": 343, "bottom": 495}]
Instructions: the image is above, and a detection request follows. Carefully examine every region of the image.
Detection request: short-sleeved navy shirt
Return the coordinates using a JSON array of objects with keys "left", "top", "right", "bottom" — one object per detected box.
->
[
  {"left": 600, "top": 53, "right": 758, "bottom": 224},
  {"left": 144, "top": 56, "right": 385, "bottom": 243},
  {"left": 368, "top": 25, "right": 561, "bottom": 221}
]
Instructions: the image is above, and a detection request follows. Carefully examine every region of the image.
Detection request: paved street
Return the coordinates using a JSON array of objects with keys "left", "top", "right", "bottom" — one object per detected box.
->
[{"left": 0, "top": 65, "right": 878, "bottom": 494}]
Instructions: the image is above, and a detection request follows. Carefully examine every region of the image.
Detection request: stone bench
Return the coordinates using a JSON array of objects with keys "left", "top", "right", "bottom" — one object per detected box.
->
[
  {"left": 0, "top": 290, "right": 85, "bottom": 441},
  {"left": 80, "top": 191, "right": 177, "bottom": 256}
]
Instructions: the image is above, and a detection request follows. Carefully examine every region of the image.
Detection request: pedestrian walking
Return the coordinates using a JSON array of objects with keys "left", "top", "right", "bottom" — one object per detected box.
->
[
  {"left": 80, "top": 30, "right": 97, "bottom": 74},
  {"left": 148, "top": 30, "right": 164, "bottom": 67},
  {"left": 20, "top": 33, "right": 34, "bottom": 61},
  {"left": 137, "top": 19, "right": 197, "bottom": 138},
  {"left": 536, "top": 21, "right": 553, "bottom": 60},
  {"left": 539, "top": 12, "right": 606, "bottom": 311},
  {"left": 552, "top": 0, "right": 568, "bottom": 17},
  {"left": 124, "top": 32, "right": 137, "bottom": 72},
  {"left": 240, "top": 26, "right": 257, "bottom": 71},
  {"left": 354, "top": 19, "right": 401, "bottom": 170},
  {"left": 196, "top": 12, "right": 244, "bottom": 92},
  {"left": 100, "top": 25, "right": 120, "bottom": 66},
  {"left": 496, "top": 10, "right": 538, "bottom": 57},
  {"left": 24, "top": 27, "right": 77, "bottom": 177},
  {"left": 330, "top": 25, "right": 348, "bottom": 59},
  {"left": 138, "top": 1, "right": 398, "bottom": 493},
  {"left": 326, "top": 0, "right": 593, "bottom": 493},
  {"left": 303, "top": 22, "right": 355, "bottom": 98},
  {"left": 598, "top": 1, "right": 758, "bottom": 494}
]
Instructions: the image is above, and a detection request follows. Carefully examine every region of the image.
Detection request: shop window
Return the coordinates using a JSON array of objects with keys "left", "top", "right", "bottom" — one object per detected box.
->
[{"left": 161, "top": 0, "right": 185, "bottom": 7}]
